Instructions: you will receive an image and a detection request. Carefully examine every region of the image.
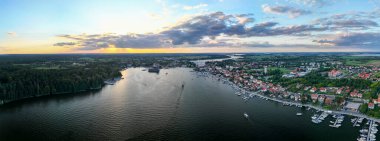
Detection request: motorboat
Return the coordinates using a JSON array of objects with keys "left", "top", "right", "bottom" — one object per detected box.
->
[{"left": 244, "top": 112, "right": 249, "bottom": 119}]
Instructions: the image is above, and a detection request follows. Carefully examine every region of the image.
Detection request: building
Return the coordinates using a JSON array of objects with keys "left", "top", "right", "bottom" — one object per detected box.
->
[
  {"left": 311, "top": 94, "right": 319, "bottom": 102},
  {"left": 357, "top": 93, "right": 363, "bottom": 98},
  {"left": 319, "top": 87, "right": 327, "bottom": 93},
  {"left": 318, "top": 95, "right": 326, "bottom": 103},
  {"left": 324, "top": 96, "right": 335, "bottom": 105},
  {"left": 344, "top": 102, "right": 361, "bottom": 112},
  {"left": 310, "top": 87, "right": 317, "bottom": 93},
  {"left": 294, "top": 93, "right": 301, "bottom": 101},
  {"left": 350, "top": 90, "right": 358, "bottom": 97},
  {"left": 304, "top": 86, "right": 311, "bottom": 91},
  {"left": 358, "top": 72, "right": 371, "bottom": 79},
  {"left": 368, "top": 102, "right": 375, "bottom": 109},
  {"left": 336, "top": 87, "right": 343, "bottom": 95},
  {"left": 264, "top": 66, "right": 268, "bottom": 74},
  {"left": 328, "top": 69, "right": 342, "bottom": 78}
]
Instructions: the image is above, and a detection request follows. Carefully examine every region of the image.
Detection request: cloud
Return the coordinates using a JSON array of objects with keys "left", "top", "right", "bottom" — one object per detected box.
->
[
  {"left": 53, "top": 42, "right": 76, "bottom": 46},
  {"left": 320, "top": 19, "right": 378, "bottom": 29},
  {"left": 6, "top": 32, "right": 17, "bottom": 37},
  {"left": 292, "top": 0, "right": 333, "bottom": 7},
  {"left": 246, "top": 22, "right": 326, "bottom": 36},
  {"left": 262, "top": 4, "right": 311, "bottom": 18},
  {"left": 313, "top": 32, "right": 380, "bottom": 47},
  {"left": 55, "top": 12, "right": 327, "bottom": 50},
  {"left": 313, "top": 10, "right": 380, "bottom": 30},
  {"left": 183, "top": 3, "right": 208, "bottom": 10},
  {"left": 241, "top": 41, "right": 275, "bottom": 47},
  {"left": 161, "top": 12, "right": 254, "bottom": 45},
  {"left": 191, "top": 38, "right": 276, "bottom": 48},
  {"left": 161, "top": 12, "right": 324, "bottom": 44},
  {"left": 56, "top": 33, "right": 172, "bottom": 50}
]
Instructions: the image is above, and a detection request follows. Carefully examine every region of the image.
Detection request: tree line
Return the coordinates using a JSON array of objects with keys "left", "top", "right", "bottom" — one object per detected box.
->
[{"left": 0, "top": 61, "right": 121, "bottom": 104}]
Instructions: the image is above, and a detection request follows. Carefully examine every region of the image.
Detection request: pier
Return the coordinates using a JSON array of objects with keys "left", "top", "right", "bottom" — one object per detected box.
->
[{"left": 353, "top": 118, "right": 359, "bottom": 127}]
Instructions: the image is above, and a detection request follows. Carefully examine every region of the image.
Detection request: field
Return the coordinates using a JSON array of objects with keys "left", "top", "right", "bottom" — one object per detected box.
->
[{"left": 341, "top": 56, "right": 380, "bottom": 66}]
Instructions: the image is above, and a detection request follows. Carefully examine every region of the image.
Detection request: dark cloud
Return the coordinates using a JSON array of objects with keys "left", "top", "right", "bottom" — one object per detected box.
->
[
  {"left": 313, "top": 32, "right": 380, "bottom": 47},
  {"left": 55, "top": 12, "right": 327, "bottom": 50},
  {"left": 241, "top": 42, "right": 275, "bottom": 47},
  {"left": 161, "top": 12, "right": 254, "bottom": 45},
  {"left": 247, "top": 24, "right": 327, "bottom": 36},
  {"left": 161, "top": 12, "right": 324, "bottom": 44},
  {"left": 53, "top": 42, "right": 76, "bottom": 46},
  {"left": 262, "top": 4, "right": 311, "bottom": 18}
]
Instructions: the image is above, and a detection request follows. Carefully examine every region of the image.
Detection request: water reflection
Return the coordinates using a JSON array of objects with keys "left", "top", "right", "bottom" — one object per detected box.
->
[{"left": 0, "top": 68, "right": 362, "bottom": 141}]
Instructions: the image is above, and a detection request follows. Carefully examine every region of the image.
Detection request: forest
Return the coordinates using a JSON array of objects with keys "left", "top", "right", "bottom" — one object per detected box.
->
[{"left": 0, "top": 55, "right": 123, "bottom": 104}]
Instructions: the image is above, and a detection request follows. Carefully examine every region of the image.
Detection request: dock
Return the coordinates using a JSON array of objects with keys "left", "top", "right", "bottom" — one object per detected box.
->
[
  {"left": 329, "top": 115, "right": 343, "bottom": 128},
  {"left": 367, "top": 120, "right": 377, "bottom": 141},
  {"left": 353, "top": 117, "right": 363, "bottom": 127},
  {"left": 353, "top": 118, "right": 359, "bottom": 127},
  {"left": 367, "top": 120, "right": 373, "bottom": 141}
]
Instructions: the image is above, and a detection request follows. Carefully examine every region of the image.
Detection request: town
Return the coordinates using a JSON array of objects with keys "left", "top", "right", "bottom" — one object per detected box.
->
[{"left": 195, "top": 54, "right": 380, "bottom": 141}]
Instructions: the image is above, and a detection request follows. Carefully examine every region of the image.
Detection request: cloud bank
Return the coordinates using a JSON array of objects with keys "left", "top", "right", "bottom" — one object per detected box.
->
[
  {"left": 55, "top": 12, "right": 326, "bottom": 50},
  {"left": 313, "top": 32, "right": 380, "bottom": 47}
]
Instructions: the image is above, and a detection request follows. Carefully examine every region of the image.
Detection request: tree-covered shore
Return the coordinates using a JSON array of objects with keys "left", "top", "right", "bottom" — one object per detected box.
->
[
  {"left": 0, "top": 54, "right": 225, "bottom": 105},
  {"left": 0, "top": 56, "right": 122, "bottom": 105}
]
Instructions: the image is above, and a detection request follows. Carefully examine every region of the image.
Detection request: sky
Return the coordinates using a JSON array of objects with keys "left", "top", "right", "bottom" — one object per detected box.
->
[{"left": 1, "top": 0, "right": 380, "bottom": 54}]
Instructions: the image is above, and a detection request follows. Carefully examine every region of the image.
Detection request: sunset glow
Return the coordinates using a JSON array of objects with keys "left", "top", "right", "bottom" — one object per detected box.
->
[{"left": 1, "top": 0, "right": 380, "bottom": 54}]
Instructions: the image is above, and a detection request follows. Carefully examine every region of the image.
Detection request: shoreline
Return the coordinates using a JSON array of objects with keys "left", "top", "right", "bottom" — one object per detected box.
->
[
  {"left": 0, "top": 86, "right": 104, "bottom": 106},
  {"left": 0, "top": 75, "right": 123, "bottom": 106},
  {"left": 199, "top": 71, "right": 380, "bottom": 123}
]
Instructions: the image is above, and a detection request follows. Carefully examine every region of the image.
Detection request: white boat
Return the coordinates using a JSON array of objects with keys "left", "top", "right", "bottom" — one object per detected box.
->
[
  {"left": 311, "top": 114, "right": 318, "bottom": 120},
  {"left": 244, "top": 112, "right": 249, "bottom": 119},
  {"left": 296, "top": 113, "right": 302, "bottom": 116}
]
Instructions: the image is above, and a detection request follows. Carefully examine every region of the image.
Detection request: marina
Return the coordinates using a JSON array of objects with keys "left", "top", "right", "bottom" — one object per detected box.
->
[
  {"left": 329, "top": 115, "right": 344, "bottom": 128},
  {"left": 196, "top": 70, "right": 380, "bottom": 140},
  {"left": 357, "top": 120, "right": 378, "bottom": 141}
]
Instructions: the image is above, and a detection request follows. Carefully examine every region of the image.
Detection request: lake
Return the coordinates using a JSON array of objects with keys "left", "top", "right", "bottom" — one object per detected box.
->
[{"left": 0, "top": 68, "right": 365, "bottom": 140}]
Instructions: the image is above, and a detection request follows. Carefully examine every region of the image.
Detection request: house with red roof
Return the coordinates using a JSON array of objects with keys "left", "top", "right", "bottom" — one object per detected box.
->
[
  {"left": 261, "top": 87, "right": 267, "bottom": 92},
  {"left": 358, "top": 72, "right": 371, "bottom": 79},
  {"left": 304, "top": 86, "right": 311, "bottom": 91},
  {"left": 336, "top": 87, "right": 343, "bottom": 95},
  {"left": 319, "top": 87, "right": 327, "bottom": 93},
  {"left": 311, "top": 94, "right": 319, "bottom": 102},
  {"left": 357, "top": 93, "right": 363, "bottom": 98},
  {"left": 328, "top": 69, "right": 342, "bottom": 78},
  {"left": 368, "top": 102, "right": 375, "bottom": 109},
  {"left": 350, "top": 90, "right": 358, "bottom": 97},
  {"left": 310, "top": 87, "right": 317, "bottom": 93}
]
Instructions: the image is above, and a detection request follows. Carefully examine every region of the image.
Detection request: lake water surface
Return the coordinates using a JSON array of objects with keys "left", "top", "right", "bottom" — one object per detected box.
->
[{"left": 0, "top": 68, "right": 366, "bottom": 140}]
